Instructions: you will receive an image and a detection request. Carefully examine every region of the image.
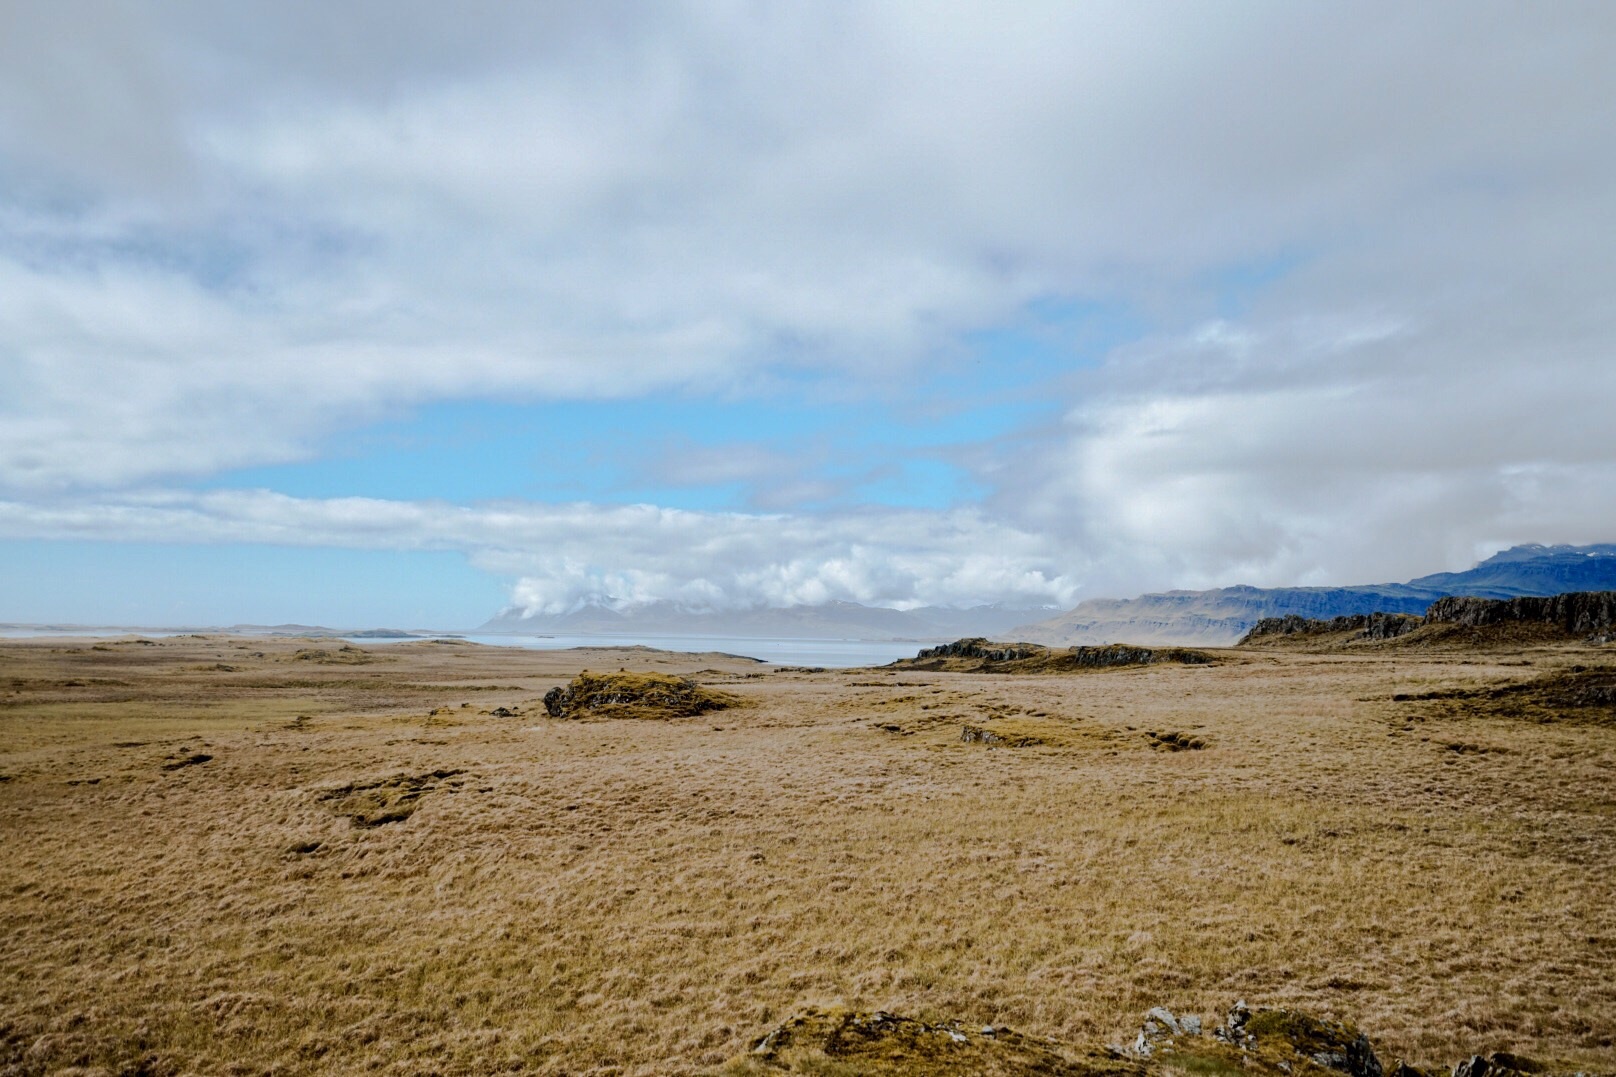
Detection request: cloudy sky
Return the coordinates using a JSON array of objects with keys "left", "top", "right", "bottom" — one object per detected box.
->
[{"left": 3, "top": 1, "right": 1614, "bottom": 628}]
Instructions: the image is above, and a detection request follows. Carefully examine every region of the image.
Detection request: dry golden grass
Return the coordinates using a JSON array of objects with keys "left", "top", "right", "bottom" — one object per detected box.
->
[{"left": 2, "top": 634, "right": 1615, "bottom": 1075}]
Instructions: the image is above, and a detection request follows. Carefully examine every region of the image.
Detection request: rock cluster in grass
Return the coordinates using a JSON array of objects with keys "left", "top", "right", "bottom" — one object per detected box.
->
[
  {"left": 730, "top": 1002, "right": 1613, "bottom": 1077},
  {"left": 738, "top": 1007, "right": 1138, "bottom": 1077},
  {"left": 960, "top": 723, "right": 1041, "bottom": 747},
  {"left": 541, "top": 670, "right": 734, "bottom": 720}
]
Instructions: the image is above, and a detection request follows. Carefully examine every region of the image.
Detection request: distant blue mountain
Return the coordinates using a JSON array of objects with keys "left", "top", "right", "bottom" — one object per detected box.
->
[{"left": 1011, "top": 544, "right": 1616, "bottom": 646}]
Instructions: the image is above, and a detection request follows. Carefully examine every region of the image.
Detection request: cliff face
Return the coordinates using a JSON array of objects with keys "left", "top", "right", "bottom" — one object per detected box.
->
[
  {"left": 1241, "top": 611, "right": 1422, "bottom": 644},
  {"left": 1424, "top": 591, "right": 1616, "bottom": 635},
  {"left": 1239, "top": 591, "right": 1616, "bottom": 647}
]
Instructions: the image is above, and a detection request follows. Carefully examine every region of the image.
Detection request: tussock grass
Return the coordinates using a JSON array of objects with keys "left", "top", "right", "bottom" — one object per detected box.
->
[{"left": 2, "top": 636, "right": 1614, "bottom": 1074}]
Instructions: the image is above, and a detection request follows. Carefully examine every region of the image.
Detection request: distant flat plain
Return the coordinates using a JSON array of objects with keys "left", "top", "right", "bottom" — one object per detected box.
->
[{"left": 2, "top": 634, "right": 1613, "bottom": 1075}]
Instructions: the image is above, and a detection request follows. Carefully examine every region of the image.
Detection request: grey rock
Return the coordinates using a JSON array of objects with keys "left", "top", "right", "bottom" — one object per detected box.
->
[
  {"left": 1134, "top": 1007, "right": 1182, "bottom": 1057},
  {"left": 1214, "top": 1000, "right": 1254, "bottom": 1046}
]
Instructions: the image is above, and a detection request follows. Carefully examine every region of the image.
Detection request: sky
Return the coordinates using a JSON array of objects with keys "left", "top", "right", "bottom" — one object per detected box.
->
[{"left": 3, "top": 1, "right": 1615, "bottom": 628}]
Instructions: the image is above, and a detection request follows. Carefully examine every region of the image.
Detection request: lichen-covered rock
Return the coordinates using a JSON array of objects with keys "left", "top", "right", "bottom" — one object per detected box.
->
[
  {"left": 1133, "top": 1008, "right": 1182, "bottom": 1057},
  {"left": 541, "top": 671, "right": 734, "bottom": 720},
  {"left": 1243, "top": 1008, "right": 1382, "bottom": 1077},
  {"left": 1214, "top": 999, "right": 1255, "bottom": 1046},
  {"left": 961, "top": 723, "right": 1040, "bottom": 747}
]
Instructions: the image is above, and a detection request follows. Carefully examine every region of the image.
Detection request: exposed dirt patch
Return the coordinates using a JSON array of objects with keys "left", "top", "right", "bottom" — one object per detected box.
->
[
  {"left": 318, "top": 769, "right": 464, "bottom": 827},
  {"left": 160, "top": 750, "right": 213, "bottom": 770},
  {"left": 1392, "top": 666, "right": 1616, "bottom": 726}
]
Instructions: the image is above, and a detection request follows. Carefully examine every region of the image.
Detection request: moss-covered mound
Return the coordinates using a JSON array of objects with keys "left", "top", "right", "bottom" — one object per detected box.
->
[
  {"left": 893, "top": 638, "right": 1213, "bottom": 673},
  {"left": 542, "top": 671, "right": 735, "bottom": 720},
  {"left": 727, "top": 1008, "right": 1141, "bottom": 1077}
]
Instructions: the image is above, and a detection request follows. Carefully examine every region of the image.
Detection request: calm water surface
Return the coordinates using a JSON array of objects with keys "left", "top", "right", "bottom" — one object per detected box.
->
[
  {"left": 452, "top": 634, "right": 924, "bottom": 668},
  {"left": 0, "top": 627, "right": 925, "bottom": 668}
]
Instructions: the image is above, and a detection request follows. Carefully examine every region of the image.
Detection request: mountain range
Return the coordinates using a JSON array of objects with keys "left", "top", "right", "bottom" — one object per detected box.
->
[
  {"left": 1006, "top": 543, "right": 1616, "bottom": 646},
  {"left": 479, "top": 544, "right": 1616, "bottom": 647}
]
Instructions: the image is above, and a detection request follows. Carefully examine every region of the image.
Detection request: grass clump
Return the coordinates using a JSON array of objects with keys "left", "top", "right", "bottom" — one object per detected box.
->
[{"left": 542, "top": 670, "right": 736, "bottom": 720}]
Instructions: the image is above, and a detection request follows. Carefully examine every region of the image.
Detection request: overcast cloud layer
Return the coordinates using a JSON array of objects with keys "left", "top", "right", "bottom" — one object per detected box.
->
[{"left": 4, "top": 2, "right": 1614, "bottom": 620}]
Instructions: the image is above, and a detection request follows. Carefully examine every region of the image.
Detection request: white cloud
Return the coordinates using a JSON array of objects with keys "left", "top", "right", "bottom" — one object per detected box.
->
[
  {"left": 0, "top": 489, "right": 1084, "bottom": 612},
  {"left": 3, "top": 3, "right": 1616, "bottom": 607}
]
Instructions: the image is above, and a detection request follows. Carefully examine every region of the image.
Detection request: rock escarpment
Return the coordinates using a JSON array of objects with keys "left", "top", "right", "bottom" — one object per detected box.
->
[
  {"left": 1239, "top": 591, "right": 1616, "bottom": 648},
  {"left": 895, "top": 638, "right": 1214, "bottom": 673},
  {"left": 1424, "top": 592, "right": 1616, "bottom": 636},
  {"left": 1242, "top": 612, "right": 1423, "bottom": 644}
]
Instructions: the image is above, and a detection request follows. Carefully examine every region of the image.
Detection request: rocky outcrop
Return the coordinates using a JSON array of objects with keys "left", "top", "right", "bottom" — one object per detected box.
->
[
  {"left": 1065, "top": 644, "right": 1213, "bottom": 668},
  {"left": 960, "top": 723, "right": 1041, "bottom": 747},
  {"left": 1240, "top": 591, "right": 1616, "bottom": 648},
  {"left": 1424, "top": 592, "right": 1616, "bottom": 637},
  {"left": 734, "top": 1002, "right": 1610, "bottom": 1077},
  {"left": 915, "top": 638, "right": 1046, "bottom": 663},
  {"left": 541, "top": 671, "right": 734, "bottom": 719},
  {"left": 1241, "top": 612, "right": 1423, "bottom": 645},
  {"left": 896, "top": 638, "right": 1213, "bottom": 673},
  {"left": 741, "top": 1007, "right": 1135, "bottom": 1077}
]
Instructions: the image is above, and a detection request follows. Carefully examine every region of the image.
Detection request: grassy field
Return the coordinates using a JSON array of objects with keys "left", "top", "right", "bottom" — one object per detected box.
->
[{"left": 2, "top": 634, "right": 1613, "bottom": 1075}]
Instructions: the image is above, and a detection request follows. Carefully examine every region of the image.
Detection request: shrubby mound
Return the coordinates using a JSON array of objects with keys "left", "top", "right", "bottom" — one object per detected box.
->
[
  {"left": 894, "top": 637, "right": 1213, "bottom": 673},
  {"left": 542, "top": 670, "right": 735, "bottom": 720}
]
